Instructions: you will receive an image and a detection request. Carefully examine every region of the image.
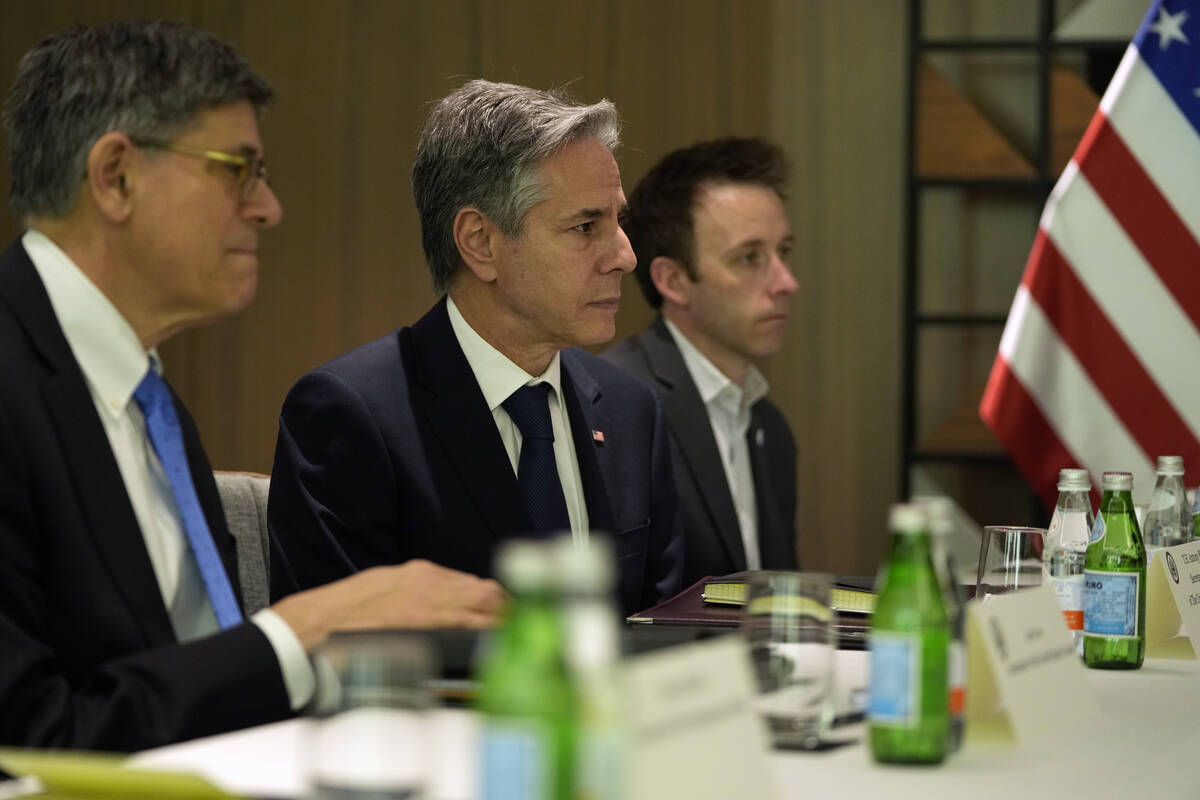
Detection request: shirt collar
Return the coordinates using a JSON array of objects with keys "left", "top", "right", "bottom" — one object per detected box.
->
[
  {"left": 446, "top": 295, "right": 563, "bottom": 409},
  {"left": 663, "top": 317, "right": 769, "bottom": 412},
  {"left": 23, "top": 229, "right": 155, "bottom": 419}
]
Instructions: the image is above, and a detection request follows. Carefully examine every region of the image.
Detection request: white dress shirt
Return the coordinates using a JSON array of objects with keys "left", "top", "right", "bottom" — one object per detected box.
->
[
  {"left": 23, "top": 230, "right": 314, "bottom": 710},
  {"left": 446, "top": 295, "right": 590, "bottom": 540},
  {"left": 664, "top": 318, "right": 768, "bottom": 570}
]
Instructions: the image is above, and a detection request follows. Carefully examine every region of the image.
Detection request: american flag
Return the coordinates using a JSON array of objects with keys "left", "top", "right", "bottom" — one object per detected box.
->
[{"left": 980, "top": 0, "right": 1200, "bottom": 508}]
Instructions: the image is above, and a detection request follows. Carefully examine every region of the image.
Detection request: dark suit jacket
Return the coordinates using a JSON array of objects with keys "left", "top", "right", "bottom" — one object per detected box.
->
[
  {"left": 268, "top": 299, "right": 684, "bottom": 615},
  {"left": 0, "top": 241, "right": 292, "bottom": 750},
  {"left": 603, "top": 318, "right": 797, "bottom": 587}
]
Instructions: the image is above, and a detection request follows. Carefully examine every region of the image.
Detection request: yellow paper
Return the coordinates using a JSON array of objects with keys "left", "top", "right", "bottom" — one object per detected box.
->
[{"left": 0, "top": 748, "right": 242, "bottom": 800}]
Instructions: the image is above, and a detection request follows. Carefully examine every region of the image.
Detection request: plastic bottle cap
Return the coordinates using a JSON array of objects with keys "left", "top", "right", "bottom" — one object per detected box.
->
[
  {"left": 553, "top": 534, "right": 615, "bottom": 594},
  {"left": 1057, "top": 468, "right": 1091, "bottom": 491},
  {"left": 495, "top": 540, "right": 555, "bottom": 592},
  {"left": 888, "top": 502, "right": 928, "bottom": 533},
  {"left": 1156, "top": 455, "right": 1184, "bottom": 475},
  {"left": 1100, "top": 471, "right": 1133, "bottom": 491},
  {"left": 912, "top": 496, "right": 953, "bottom": 536}
]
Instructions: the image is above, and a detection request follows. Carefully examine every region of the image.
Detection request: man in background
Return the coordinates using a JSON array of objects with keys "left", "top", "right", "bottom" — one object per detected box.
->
[
  {"left": 604, "top": 137, "right": 800, "bottom": 587},
  {"left": 0, "top": 20, "right": 502, "bottom": 751},
  {"left": 268, "top": 80, "right": 683, "bottom": 616}
]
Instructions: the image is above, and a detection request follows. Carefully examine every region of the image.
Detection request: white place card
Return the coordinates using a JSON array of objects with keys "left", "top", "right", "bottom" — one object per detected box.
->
[
  {"left": 1146, "top": 540, "right": 1200, "bottom": 659},
  {"left": 965, "top": 583, "right": 1100, "bottom": 745},
  {"left": 624, "top": 635, "right": 776, "bottom": 800}
]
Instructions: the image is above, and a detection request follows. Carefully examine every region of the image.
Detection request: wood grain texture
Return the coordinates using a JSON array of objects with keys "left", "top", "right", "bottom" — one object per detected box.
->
[{"left": 0, "top": 0, "right": 903, "bottom": 575}]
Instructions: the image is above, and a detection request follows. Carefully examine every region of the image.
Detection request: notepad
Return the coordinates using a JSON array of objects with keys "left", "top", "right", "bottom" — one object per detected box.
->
[{"left": 701, "top": 572, "right": 876, "bottom": 615}]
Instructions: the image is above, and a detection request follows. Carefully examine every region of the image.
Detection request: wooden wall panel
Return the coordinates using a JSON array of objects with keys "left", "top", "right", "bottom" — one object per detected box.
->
[{"left": 0, "top": 0, "right": 906, "bottom": 576}]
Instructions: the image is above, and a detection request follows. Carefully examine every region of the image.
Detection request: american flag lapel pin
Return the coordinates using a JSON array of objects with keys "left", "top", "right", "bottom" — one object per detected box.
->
[{"left": 592, "top": 429, "right": 606, "bottom": 445}]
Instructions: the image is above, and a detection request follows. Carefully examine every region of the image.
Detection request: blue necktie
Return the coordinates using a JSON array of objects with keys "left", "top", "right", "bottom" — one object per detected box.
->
[
  {"left": 134, "top": 368, "right": 243, "bottom": 629},
  {"left": 503, "top": 383, "right": 571, "bottom": 537}
]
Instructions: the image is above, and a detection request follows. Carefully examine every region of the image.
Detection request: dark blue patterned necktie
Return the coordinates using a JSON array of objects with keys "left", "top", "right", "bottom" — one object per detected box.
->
[
  {"left": 133, "top": 368, "right": 243, "bottom": 629},
  {"left": 503, "top": 383, "right": 571, "bottom": 537}
]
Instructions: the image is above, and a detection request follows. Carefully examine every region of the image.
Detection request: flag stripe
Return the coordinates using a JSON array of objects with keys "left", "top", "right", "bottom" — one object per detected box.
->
[
  {"left": 979, "top": 356, "right": 1088, "bottom": 510},
  {"left": 1042, "top": 164, "right": 1200, "bottom": 442},
  {"left": 1022, "top": 231, "right": 1200, "bottom": 469},
  {"left": 1079, "top": 120, "right": 1200, "bottom": 333},
  {"left": 995, "top": 285, "right": 1154, "bottom": 492},
  {"left": 1103, "top": 50, "right": 1200, "bottom": 246}
]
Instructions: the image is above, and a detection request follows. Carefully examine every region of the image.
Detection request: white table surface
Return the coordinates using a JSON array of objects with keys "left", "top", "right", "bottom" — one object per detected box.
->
[{"left": 131, "top": 654, "right": 1200, "bottom": 800}]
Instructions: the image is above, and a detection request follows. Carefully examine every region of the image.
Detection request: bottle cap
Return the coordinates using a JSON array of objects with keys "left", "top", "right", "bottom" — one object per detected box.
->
[
  {"left": 912, "top": 496, "right": 953, "bottom": 536},
  {"left": 495, "top": 540, "right": 555, "bottom": 592},
  {"left": 553, "top": 534, "right": 615, "bottom": 594},
  {"left": 889, "top": 502, "right": 928, "bottom": 534},
  {"left": 1101, "top": 471, "right": 1133, "bottom": 491},
  {"left": 1057, "top": 468, "right": 1091, "bottom": 491},
  {"left": 1156, "top": 455, "right": 1184, "bottom": 475}
]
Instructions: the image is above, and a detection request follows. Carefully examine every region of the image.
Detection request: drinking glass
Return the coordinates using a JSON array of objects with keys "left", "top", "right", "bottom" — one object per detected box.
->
[
  {"left": 309, "top": 631, "right": 436, "bottom": 800},
  {"left": 742, "top": 571, "right": 835, "bottom": 749},
  {"left": 976, "top": 526, "right": 1048, "bottom": 599}
]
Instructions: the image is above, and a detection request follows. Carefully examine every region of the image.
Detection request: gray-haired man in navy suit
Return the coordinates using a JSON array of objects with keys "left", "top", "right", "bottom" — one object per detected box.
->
[{"left": 268, "top": 80, "right": 684, "bottom": 616}]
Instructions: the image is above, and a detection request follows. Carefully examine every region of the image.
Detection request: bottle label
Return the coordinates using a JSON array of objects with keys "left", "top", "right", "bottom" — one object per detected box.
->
[
  {"left": 867, "top": 632, "right": 919, "bottom": 726},
  {"left": 1050, "top": 574, "right": 1084, "bottom": 630},
  {"left": 1083, "top": 569, "right": 1140, "bottom": 638},
  {"left": 947, "top": 640, "right": 965, "bottom": 717},
  {"left": 1088, "top": 514, "right": 1106, "bottom": 545},
  {"left": 481, "top": 719, "right": 550, "bottom": 800}
]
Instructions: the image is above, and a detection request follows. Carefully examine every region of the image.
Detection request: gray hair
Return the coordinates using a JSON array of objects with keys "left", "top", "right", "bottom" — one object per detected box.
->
[
  {"left": 4, "top": 20, "right": 272, "bottom": 221},
  {"left": 412, "top": 79, "right": 621, "bottom": 295}
]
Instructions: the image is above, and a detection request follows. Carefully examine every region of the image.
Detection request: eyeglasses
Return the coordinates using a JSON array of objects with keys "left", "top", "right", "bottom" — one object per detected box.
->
[{"left": 130, "top": 136, "right": 271, "bottom": 202}]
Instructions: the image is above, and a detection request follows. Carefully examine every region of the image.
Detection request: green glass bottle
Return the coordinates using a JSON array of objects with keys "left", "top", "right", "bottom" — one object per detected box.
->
[
  {"left": 868, "top": 503, "right": 949, "bottom": 765},
  {"left": 478, "top": 541, "right": 576, "bottom": 800},
  {"left": 1083, "top": 471, "right": 1146, "bottom": 669}
]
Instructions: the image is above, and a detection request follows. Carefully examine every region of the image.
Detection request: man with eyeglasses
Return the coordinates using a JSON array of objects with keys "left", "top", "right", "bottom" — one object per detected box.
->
[{"left": 0, "top": 20, "right": 503, "bottom": 751}]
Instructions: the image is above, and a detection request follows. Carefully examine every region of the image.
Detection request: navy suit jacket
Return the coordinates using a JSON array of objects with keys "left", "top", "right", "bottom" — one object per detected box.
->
[
  {"left": 268, "top": 299, "right": 684, "bottom": 615},
  {"left": 0, "top": 240, "right": 292, "bottom": 750},
  {"left": 604, "top": 318, "right": 797, "bottom": 587}
]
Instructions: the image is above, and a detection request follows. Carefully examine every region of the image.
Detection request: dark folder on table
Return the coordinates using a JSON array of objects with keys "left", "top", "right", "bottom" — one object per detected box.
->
[{"left": 625, "top": 572, "right": 875, "bottom": 649}]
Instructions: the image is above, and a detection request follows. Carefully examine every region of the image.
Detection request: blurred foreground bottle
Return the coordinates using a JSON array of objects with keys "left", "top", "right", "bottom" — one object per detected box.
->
[
  {"left": 478, "top": 541, "right": 576, "bottom": 800},
  {"left": 868, "top": 503, "right": 949, "bottom": 764},
  {"left": 919, "top": 497, "right": 965, "bottom": 754},
  {"left": 1143, "top": 456, "right": 1190, "bottom": 548},
  {"left": 1045, "top": 468, "right": 1093, "bottom": 655},
  {"left": 1083, "top": 472, "right": 1146, "bottom": 670},
  {"left": 556, "top": 536, "right": 625, "bottom": 800}
]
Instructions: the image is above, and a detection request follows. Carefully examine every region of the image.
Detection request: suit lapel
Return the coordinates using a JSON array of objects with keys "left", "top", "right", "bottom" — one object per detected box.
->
[
  {"left": 639, "top": 320, "right": 746, "bottom": 568},
  {"left": 1, "top": 244, "right": 176, "bottom": 646},
  {"left": 411, "top": 300, "right": 531, "bottom": 541},
  {"left": 560, "top": 352, "right": 614, "bottom": 535},
  {"left": 747, "top": 409, "right": 786, "bottom": 567}
]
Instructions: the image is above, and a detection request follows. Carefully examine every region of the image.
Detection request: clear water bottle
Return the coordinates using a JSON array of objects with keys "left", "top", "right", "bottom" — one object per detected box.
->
[
  {"left": 1044, "top": 468, "right": 1092, "bottom": 655},
  {"left": 1143, "top": 456, "right": 1190, "bottom": 549}
]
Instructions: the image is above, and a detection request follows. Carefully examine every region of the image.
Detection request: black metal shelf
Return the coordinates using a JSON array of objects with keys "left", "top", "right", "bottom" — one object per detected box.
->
[
  {"left": 901, "top": 0, "right": 1125, "bottom": 518},
  {"left": 916, "top": 313, "right": 1008, "bottom": 327}
]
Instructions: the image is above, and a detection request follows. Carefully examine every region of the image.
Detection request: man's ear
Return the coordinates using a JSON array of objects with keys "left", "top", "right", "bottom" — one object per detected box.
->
[
  {"left": 649, "top": 255, "right": 693, "bottom": 307},
  {"left": 83, "top": 132, "right": 139, "bottom": 224},
  {"left": 453, "top": 207, "right": 502, "bottom": 283}
]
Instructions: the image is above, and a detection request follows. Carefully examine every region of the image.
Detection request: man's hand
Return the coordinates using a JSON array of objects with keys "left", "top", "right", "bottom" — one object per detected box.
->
[{"left": 271, "top": 559, "right": 507, "bottom": 651}]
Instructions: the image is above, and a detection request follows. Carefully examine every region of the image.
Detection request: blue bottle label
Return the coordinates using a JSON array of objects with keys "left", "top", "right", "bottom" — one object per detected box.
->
[
  {"left": 481, "top": 719, "right": 550, "bottom": 800},
  {"left": 1088, "top": 514, "right": 1106, "bottom": 544},
  {"left": 1083, "top": 569, "right": 1140, "bottom": 637},
  {"left": 867, "top": 632, "right": 918, "bottom": 726}
]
